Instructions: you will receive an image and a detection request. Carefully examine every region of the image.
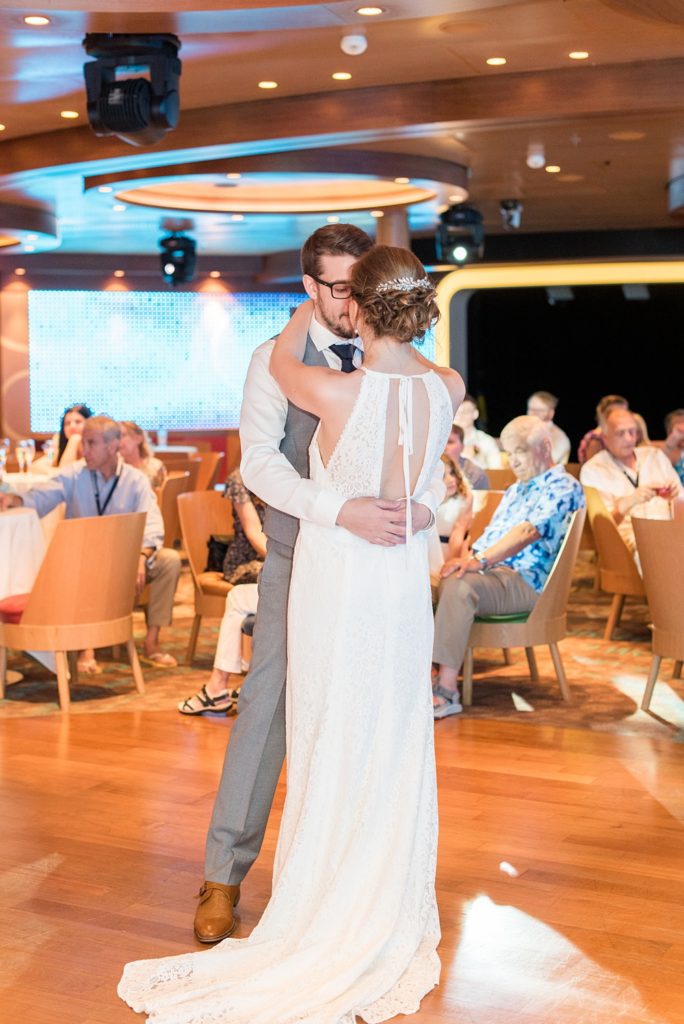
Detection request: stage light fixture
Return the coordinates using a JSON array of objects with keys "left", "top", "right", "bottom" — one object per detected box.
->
[
  {"left": 159, "top": 232, "right": 196, "bottom": 286},
  {"left": 83, "top": 33, "right": 181, "bottom": 147},
  {"left": 435, "top": 205, "right": 485, "bottom": 265}
]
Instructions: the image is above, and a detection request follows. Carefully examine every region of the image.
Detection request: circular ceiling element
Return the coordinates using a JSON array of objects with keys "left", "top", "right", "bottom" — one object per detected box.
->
[{"left": 116, "top": 176, "right": 439, "bottom": 214}]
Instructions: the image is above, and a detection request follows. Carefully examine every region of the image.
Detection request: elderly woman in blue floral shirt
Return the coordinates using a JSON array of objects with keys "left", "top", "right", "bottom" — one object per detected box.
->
[{"left": 431, "top": 415, "right": 585, "bottom": 718}]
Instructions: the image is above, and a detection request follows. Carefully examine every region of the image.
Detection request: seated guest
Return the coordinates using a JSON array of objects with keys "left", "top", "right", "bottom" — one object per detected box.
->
[
  {"left": 526, "top": 390, "right": 571, "bottom": 464},
  {"left": 577, "top": 394, "right": 629, "bottom": 464},
  {"left": 453, "top": 393, "right": 502, "bottom": 470},
  {"left": 580, "top": 408, "right": 683, "bottom": 568},
  {"left": 429, "top": 454, "right": 472, "bottom": 578},
  {"left": 662, "top": 408, "right": 684, "bottom": 484},
  {"left": 178, "top": 583, "right": 258, "bottom": 716},
  {"left": 32, "top": 402, "right": 93, "bottom": 474},
  {"left": 119, "top": 420, "right": 167, "bottom": 489},
  {"left": 221, "top": 468, "right": 266, "bottom": 586},
  {"left": 0, "top": 416, "right": 181, "bottom": 668},
  {"left": 444, "top": 423, "right": 489, "bottom": 491},
  {"left": 432, "top": 416, "right": 584, "bottom": 719}
]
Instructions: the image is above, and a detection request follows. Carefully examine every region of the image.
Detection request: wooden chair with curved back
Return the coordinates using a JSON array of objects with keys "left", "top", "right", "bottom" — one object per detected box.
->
[
  {"left": 485, "top": 468, "right": 516, "bottom": 490},
  {"left": 194, "top": 451, "right": 224, "bottom": 491},
  {"left": 162, "top": 457, "right": 200, "bottom": 490},
  {"left": 462, "top": 509, "right": 585, "bottom": 706},
  {"left": 633, "top": 517, "right": 684, "bottom": 711},
  {"left": 468, "top": 490, "right": 504, "bottom": 546},
  {"left": 0, "top": 512, "right": 147, "bottom": 712},
  {"left": 157, "top": 470, "right": 191, "bottom": 548},
  {"left": 177, "top": 490, "right": 234, "bottom": 663},
  {"left": 584, "top": 485, "right": 646, "bottom": 640}
]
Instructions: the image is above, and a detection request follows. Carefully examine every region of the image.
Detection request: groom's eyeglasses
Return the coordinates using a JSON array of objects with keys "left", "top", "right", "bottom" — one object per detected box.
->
[{"left": 310, "top": 275, "right": 353, "bottom": 299}]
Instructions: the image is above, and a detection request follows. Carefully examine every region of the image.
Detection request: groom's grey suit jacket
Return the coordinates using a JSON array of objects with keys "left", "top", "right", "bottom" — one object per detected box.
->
[{"left": 262, "top": 334, "right": 330, "bottom": 550}]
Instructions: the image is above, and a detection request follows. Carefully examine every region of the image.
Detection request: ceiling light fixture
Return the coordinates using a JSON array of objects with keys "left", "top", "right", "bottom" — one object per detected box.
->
[
  {"left": 98, "top": 185, "right": 112, "bottom": 193},
  {"left": 258, "top": 80, "right": 278, "bottom": 89},
  {"left": 209, "top": 271, "right": 221, "bottom": 278},
  {"left": 60, "top": 110, "right": 79, "bottom": 119},
  {"left": 356, "top": 6, "right": 385, "bottom": 14},
  {"left": 332, "top": 72, "right": 352, "bottom": 80},
  {"left": 112, "top": 203, "right": 127, "bottom": 212},
  {"left": 526, "top": 143, "right": 546, "bottom": 169},
  {"left": 24, "top": 15, "right": 51, "bottom": 26},
  {"left": 226, "top": 172, "right": 241, "bottom": 179},
  {"left": 436, "top": 205, "right": 484, "bottom": 264},
  {"left": 0, "top": 124, "right": 6, "bottom": 131},
  {"left": 394, "top": 177, "right": 410, "bottom": 184},
  {"left": 568, "top": 51, "right": 589, "bottom": 60},
  {"left": 113, "top": 269, "right": 125, "bottom": 277},
  {"left": 486, "top": 57, "right": 506, "bottom": 66},
  {"left": 545, "top": 164, "right": 561, "bottom": 173},
  {"left": 327, "top": 215, "right": 340, "bottom": 223},
  {"left": 230, "top": 214, "right": 244, "bottom": 222},
  {"left": 159, "top": 231, "right": 196, "bottom": 286},
  {"left": 14, "top": 268, "right": 26, "bottom": 276},
  {"left": 24, "top": 245, "right": 35, "bottom": 252},
  {"left": 370, "top": 210, "right": 384, "bottom": 218},
  {"left": 83, "top": 33, "right": 182, "bottom": 147}
]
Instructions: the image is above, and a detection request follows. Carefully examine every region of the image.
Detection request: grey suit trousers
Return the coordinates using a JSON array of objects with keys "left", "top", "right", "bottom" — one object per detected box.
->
[{"left": 204, "top": 537, "right": 293, "bottom": 884}]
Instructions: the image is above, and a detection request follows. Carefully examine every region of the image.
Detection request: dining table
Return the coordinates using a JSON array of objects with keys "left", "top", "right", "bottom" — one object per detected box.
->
[{"left": 2, "top": 471, "right": 65, "bottom": 543}]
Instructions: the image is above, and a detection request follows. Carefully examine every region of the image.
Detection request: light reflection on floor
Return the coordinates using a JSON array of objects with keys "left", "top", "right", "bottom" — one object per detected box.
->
[{"left": 444, "top": 893, "right": 663, "bottom": 1023}]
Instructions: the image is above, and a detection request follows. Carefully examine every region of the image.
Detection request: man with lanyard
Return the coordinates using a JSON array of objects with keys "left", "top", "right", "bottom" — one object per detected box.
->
[
  {"left": 580, "top": 407, "right": 682, "bottom": 568},
  {"left": 0, "top": 415, "right": 181, "bottom": 665}
]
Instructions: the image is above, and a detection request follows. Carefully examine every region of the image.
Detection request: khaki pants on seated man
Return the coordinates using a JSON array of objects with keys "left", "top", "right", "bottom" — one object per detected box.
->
[
  {"left": 144, "top": 547, "right": 181, "bottom": 628},
  {"left": 433, "top": 566, "right": 538, "bottom": 673}
]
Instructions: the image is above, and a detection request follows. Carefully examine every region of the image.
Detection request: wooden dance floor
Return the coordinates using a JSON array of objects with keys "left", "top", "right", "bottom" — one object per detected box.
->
[{"left": 1, "top": 709, "right": 683, "bottom": 1024}]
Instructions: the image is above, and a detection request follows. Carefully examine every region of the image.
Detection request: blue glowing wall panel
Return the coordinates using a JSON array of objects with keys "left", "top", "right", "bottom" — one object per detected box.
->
[{"left": 28, "top": 289, "right": 435, "bottom": 431}]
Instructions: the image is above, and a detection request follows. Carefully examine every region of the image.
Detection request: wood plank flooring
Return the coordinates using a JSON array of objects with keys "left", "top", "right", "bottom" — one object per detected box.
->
[{"left": 1, "top": 710, "right": 683, "bottom": 1024}]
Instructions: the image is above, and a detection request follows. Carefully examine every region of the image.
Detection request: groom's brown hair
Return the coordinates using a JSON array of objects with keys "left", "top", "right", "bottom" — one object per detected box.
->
[{"left": 300, "top": 223, "right": 373, "bottom": 279}]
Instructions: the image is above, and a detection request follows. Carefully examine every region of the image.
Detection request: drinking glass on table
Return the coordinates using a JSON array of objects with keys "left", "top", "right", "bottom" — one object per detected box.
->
[
  {"left": 0, "top": 438, "right": 9, "bottom": 481},
  {"left": 22, "top": 439, "right": 36, "bottom": 471}
]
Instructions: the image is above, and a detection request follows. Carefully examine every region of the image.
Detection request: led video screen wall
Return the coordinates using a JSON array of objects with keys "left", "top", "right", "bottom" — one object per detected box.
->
[{"left": 27, "top": 289, "right": 435, "bottom": 432}]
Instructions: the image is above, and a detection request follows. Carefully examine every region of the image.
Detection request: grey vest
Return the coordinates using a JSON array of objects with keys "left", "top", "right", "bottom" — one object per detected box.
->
[{"left": 263, "top": 335, "right": 329, "bottom": 548}]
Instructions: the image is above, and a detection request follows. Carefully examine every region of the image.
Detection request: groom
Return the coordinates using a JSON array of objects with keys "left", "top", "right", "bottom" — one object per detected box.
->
[{"left": 194, "top": 223, "right": 445, "bottom": 942}]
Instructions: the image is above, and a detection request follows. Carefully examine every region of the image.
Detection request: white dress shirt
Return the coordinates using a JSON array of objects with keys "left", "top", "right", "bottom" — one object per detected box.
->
[
  {"left": 580, "top": 446, "right": 683, "bottom": 551},
  {"left": 240, "top": 315, "right": 444, "bottom": 529}
]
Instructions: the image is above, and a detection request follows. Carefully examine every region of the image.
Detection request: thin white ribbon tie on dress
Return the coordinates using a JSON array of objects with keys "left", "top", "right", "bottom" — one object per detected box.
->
[{"left": 398, "top": 375, "right": 414, "bottom": 562}]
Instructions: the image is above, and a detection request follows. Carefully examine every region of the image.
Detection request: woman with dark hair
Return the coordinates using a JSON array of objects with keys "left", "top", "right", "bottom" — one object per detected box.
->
[
  {"left": 33, "top": 403, "right": 93, "bottom": 473},
  {"left": 120, "top": 246, "right": 464, "bottom": 1023}
]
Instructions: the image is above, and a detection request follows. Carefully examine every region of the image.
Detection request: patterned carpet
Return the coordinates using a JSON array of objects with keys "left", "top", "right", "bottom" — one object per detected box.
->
[{"left": 2, "top": 556, "right": 683, "bottom": 741}]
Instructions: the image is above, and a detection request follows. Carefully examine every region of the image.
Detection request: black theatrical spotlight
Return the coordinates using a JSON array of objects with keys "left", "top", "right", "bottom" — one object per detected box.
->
[
  {"left": 435, "top": 204, "right": 485, "bottom": 265},
  {"left": 160, "top": 232, "right": 197, "bottom": 286},
  {"left": 83, "top": 34, "right": 181, "bottom": 146}
]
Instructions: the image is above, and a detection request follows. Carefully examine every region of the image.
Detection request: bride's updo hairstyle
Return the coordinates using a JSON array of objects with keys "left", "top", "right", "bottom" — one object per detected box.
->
[{"left": 350, "top": 245, "right": 439, "bottom": 344}]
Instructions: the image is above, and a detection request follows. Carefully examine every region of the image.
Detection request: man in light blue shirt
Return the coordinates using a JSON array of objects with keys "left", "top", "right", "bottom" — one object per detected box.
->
[
  {"left": 432, "top": 415, "right": 584, "bottom": 718},
  {"left": 0, "top": 416, "right": 181, "bottom": 667}
]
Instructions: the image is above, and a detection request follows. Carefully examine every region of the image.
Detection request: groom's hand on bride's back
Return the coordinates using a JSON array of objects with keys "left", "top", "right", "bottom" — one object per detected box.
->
[{"left": 336, "top": 497, "right": 430, "bottom": 546}]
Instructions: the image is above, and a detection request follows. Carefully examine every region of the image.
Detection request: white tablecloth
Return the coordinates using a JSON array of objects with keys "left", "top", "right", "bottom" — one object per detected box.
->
[
  {"left": 3, "top": 472, "right": 65, "bottom": 544},
  {"left": 0, "top": 506, "right": 46, "bottom": 601}
]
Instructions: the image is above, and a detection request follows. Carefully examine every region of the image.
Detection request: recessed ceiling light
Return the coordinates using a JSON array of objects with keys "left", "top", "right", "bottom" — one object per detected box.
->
[
  {"left": 332, "top": 72, "right": 352, "bottom": 81},
  {"left": 0, "top": 124, "right": 6, "bottom": 132},
  {"left": 24, "top": 245, "right": 35, "bottom": 252},
  {"left": 112, "top": 203, "right": 126, "bottom": 212},
  {"left": 60, "top": 110, "right": 79, "bottom": 119},
  {"left": 327, "top": 216, "right": 340, "bottom": 223},
  {"left": 370, "top": 210, "right": 384, "bottom": 218},
  {"left": 394, "top": 177, "right": 410, "bottom": 184},
  {"left": 486, "top": 57, "right": 507, "bottom": 66},
  {"left": 24, "top": 15, "right": 51, "bottom": 26},
  {"left": 14, "top": 267, "right": 26, "bottom": 276},
  {"left": 545, "top": 164, "right": 561, "bottom": 173},
  {"left": 231, "top": 213, "right": 244, "bottom": 222},
  {"left": 209, "top": 271, "right": 221, "bottom": 278},
  {"left": 226, "top": 172, "right": 241, "bottom": 179},
  {"left": 26, "top": 234, "right": 38, "bottom": 242},
  {"left": 356, "top": 6, "right": 385, "bottom": 15},
  {"left": 98, "top": 185, "right": 113, "bottom": 193},
  {"left": 113, "top": 269, "right": 125, "bottom": 278},
  {"left": 568, "top": 51, "right": 589, "bottom": 60},
  {"left": 258, "top": 80, "right": 278, "bottom": 90},
  {"left": 608, "top": 130, "right": 646, "bottom": 142}
]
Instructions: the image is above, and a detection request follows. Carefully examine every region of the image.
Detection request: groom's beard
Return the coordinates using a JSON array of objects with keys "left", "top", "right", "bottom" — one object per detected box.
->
[{"left": 316, "top": 305, "right": 355, "bottom": 340}]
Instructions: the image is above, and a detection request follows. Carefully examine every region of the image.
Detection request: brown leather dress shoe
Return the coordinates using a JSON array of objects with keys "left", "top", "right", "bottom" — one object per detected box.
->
[{"left": 194, "top": 881, "right": 241, "bottom": 943}]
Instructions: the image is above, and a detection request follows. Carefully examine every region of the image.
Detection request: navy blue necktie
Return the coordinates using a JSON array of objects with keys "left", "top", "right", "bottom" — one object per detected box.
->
[{"left": 329, "top": 343, "right": 357, "bottom": 374}]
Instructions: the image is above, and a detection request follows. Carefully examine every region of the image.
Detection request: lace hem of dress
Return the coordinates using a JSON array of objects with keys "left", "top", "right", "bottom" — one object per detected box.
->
[{"left": 118, "top": 939, "right": 440, "bottom": 1024}]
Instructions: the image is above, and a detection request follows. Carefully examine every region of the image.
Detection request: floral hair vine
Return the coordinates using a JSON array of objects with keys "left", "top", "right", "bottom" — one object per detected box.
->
[{"left": 375, "top": 275, "right": 431, "bottom": 294}]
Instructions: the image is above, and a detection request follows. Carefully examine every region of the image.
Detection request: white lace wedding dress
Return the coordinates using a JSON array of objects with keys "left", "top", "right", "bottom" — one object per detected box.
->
[{"left": 119, "top": 366, "right": 454, "bottom": 1024}]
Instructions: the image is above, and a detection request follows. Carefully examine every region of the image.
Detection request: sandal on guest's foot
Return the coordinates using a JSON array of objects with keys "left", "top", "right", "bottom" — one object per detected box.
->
[
  {"left": 77, "top": 658, "right": 102, "bottom": 675},
  {"left": 178, "top": 685, "right": 239, "bottom": 716},
  {"left": 141, "top": 651, "right": 178, "bottom": 668},
  {"left": 433, "top": 683, "right": 463, "bottom": 720}
]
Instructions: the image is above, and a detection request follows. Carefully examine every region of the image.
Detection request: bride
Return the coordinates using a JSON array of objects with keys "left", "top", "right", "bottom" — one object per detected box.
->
[{"left": 118, "top": 245, "right": 464, "bottom": 1024}]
